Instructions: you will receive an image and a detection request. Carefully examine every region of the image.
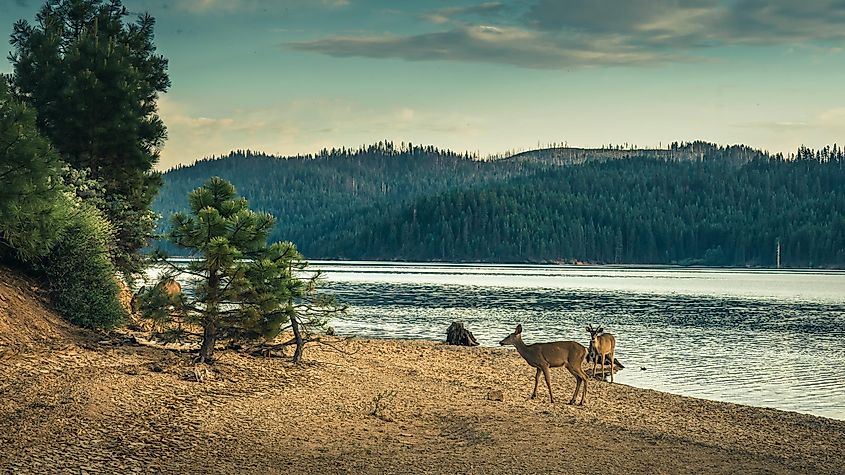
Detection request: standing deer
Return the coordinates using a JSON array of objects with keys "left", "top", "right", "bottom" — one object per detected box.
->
[
  {"left": 586, "top": 324, "right": 616, "bottom": 383},
  {"left": 499, "top": 324, "right": 589, "bottom": 405}
]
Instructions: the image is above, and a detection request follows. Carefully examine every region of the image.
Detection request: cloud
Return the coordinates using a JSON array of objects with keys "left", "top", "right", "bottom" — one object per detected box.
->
[
  {"left": 290, "top": 0, "right": 845, "bottom": 69},
  {"left": 155, "top": 95, "right": 485, "bottom": 168},
  {"left": 818, "top": 108, "right": 845, "bottom": 131},
  {"left": 421, "top": 2, "right": 508, "bottom": 24},
  {"left": 133, "top": 0, "right": 350, "bottom": 14},
  {"left": 740, "top": 120, "right": 812, "bottom": 133},
  {"left": 718, "top": 0, "right": 845, "bottom": 44},
  {"left": 526, "top": 0, "right": 714, "bottom": 33},
  {"left": 740, "top": 108, "right": 845, "bottom": 138},
  {"left": 160, "top": 103, "right": 267, "bottom": 133},
  {"left": 290, "top": 24, "right": 687, "bottom": 69},
  {"left": 526, "top": 0, "right": 845, "bottom": 46}
]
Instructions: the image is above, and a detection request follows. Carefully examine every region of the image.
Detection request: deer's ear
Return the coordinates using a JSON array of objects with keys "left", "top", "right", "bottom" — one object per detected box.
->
[
  {"left": 597, "top": 327, "right": 604, "bottom": 334},
  {"left": 515, "top": 324, "right": 523, "bottom": 334},
  {"left": 585, "top": 325, "right": 592, "bottom": 332}
]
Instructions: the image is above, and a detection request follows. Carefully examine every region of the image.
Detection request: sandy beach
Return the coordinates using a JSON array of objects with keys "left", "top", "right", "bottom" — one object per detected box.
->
[
  {"left": 3, "top": 338, "right": 845, "bottom": 474},
  {"left": 2, "top": 270, "right": 844, "bottom": 474}
]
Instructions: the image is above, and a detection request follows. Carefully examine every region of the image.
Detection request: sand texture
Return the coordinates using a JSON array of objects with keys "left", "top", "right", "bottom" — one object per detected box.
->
[
  {"left": 1, "top": 267, "right": 843, "bottom": 474},
  {"left": 1, "top": 336, "right": 844, "bottom": 474}
]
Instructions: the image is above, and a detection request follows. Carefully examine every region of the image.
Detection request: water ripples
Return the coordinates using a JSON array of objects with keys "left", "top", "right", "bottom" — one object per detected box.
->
[{"left": 317, "top": 265, "right": 845, "bottom": 420}]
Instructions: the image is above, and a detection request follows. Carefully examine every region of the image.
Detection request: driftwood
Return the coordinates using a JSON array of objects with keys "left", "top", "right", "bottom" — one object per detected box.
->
[
  {"left": 446, "top": 322, "right": 479, "bottom": 346},
  {"left": 249, "top": 335, "right": 359, "bottom": 359}
]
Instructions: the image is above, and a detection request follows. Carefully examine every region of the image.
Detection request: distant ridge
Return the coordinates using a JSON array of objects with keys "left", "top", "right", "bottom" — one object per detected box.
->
[
  {"left": 167, "top": 140, "right": 771, "bottom": 170},
  {"left": 154, "top": 141, "right": 843, "bottom": 267},
  {"left": 506, "top": 141, "right": 769, "bottom": 166}
]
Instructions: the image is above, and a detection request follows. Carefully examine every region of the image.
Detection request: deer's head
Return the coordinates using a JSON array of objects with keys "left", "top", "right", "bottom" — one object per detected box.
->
[
  {"left": 499, "top": 324, "right": 523, "bottom": 346},
  {"left": 585, "top": 324, "right": 603, "bottom": 347}
]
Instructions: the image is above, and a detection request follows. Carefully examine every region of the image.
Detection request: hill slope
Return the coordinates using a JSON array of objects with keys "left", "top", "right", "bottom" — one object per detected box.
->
[
  {"left": 155, "top": 142, "right": 539, "bottom": 256},
  {"left": 154, "top": 142, "right": 845, "bottom": 267},
  {"left": 0, "top": 267, "right": 87, "bottom": 355},
  {"left": 324, "top": 156, "right": 845, "bottom": 266}
]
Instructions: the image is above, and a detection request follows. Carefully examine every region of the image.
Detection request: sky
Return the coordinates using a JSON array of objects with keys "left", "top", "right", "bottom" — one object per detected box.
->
[{"left": 1, "top": 0, "right": 844, "bottom": 169}]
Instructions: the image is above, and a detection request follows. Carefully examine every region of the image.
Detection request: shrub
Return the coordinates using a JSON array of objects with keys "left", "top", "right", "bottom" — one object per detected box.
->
[
  {"left": 37, "top": 198, "right": 126, "bottom": 329},
  {"left": 1, "top": 79, "right": 126, "bottom": 329}
]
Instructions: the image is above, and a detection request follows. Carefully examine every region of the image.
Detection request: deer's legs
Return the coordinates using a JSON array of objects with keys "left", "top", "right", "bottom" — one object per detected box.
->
[
  {"left": 541, "top": 366, "right": 554, "bottom": 403},
  {"left": 609, "top": 351, "right": 615, "bottom": 383},
  {"left": 600, "top": 353, "right": 606, "bottom": 381},
  {"left": 531, "top": 368, "right": 541, "bottom": 399},
  {"left": 566, "top": 364, "right": 589, "bottom": 405},
  {"left": 576, "top": 366, "right": 589, "bottom": 405}
]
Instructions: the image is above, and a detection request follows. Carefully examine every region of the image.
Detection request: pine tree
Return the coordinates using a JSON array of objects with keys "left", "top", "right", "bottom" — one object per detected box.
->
[
  {"left": 0, "top": 79, "right": 67, "bottom": 262},
  {"left": 143, "top": 177, "right": 339, "bottom": 362},
  {"left": 9, "top": 0, "right": 170, "bottom": 275},
  {"left": 1, "top": 79, "right": 126, "bottom": 329}
]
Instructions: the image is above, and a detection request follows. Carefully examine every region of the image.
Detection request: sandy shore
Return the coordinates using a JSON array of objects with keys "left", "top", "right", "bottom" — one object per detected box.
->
[{"left": 1, "top": 333, "right": 844, "bottom": 475}]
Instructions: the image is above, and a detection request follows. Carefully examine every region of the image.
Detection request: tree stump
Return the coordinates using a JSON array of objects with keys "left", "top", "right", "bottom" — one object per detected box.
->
[{"left": 446, "top": 322, "right": 479, "bottom": 346}]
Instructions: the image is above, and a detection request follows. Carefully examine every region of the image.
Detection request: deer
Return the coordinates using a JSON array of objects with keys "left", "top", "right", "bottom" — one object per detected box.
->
[
  {"left": 586, "top": 324, "right": 616, "bottom": 383},
  {"left": 499, "top": 324, "right": 589, "bottom": 405}
]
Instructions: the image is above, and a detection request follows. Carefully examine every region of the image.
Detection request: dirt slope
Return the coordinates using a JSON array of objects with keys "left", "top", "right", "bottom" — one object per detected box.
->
[{"left": 0, "top": 266, "right": 91, "bottom": 357}]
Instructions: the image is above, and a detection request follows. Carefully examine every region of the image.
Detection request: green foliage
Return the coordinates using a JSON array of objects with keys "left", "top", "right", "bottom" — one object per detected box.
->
[
  {"left": 60, "top": 166, "right": 158, "bottom": 279},
  {"left": 9, "top": 0, "right": 170, "bottom": 275},
  {"left": 338, "top": 154, "right": 845, "bottom": 267},
  {"left": 154, "top": 143, "right": 529, "bottom": 256},
  {"left": 146, "top": 177, "right": 339, "bottom": 361},
  {"left": 0, "top": 79, "right": 68, "bottom": 262},
  {"left": 37, "top": 197, "right": 126, "bottom": 329},
  {"left": 155, "top": 142, "right": 845, "bottom": 267},
  {"left": 0, "top": 78, "right": 125, "bottom": 328}
]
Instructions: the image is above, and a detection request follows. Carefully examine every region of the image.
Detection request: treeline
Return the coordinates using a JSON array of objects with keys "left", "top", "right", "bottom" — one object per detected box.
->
[
  {"left": 509, "top": 140, "right": 770, "bottom": 166},
  {"left": 154, "top": 142, "right": 539, "bottom": 255},
  {"left": 323, "top": 155, "right": 845, "bottom": 267},
  {"left": 157, "top": 143, "right": 845, "bottom": 267}
]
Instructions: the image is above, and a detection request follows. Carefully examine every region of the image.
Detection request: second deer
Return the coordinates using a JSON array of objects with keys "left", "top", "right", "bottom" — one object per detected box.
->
[
  {"left": 499, "top": 324, "right": 589, "bottom": 405},
  {"left": 586, "top": 324, "right": 616, "bottom": 383}
]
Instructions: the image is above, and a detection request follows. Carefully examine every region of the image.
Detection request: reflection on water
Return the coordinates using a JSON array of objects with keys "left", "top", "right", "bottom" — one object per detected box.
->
[{"left": 312, "top": 262, "right": 845, "bottom": 421}]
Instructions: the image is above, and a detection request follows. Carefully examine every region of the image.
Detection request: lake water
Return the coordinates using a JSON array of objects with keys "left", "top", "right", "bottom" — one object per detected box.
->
[{"left": 310, "top": 261, "right": 845, "bottom": 420}]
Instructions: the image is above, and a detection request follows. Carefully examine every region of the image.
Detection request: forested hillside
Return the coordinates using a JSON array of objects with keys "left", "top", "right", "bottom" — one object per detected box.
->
[
  {"left": 155, "top": 142, "right": 845, "bottom": 267},
  {"left": 155, "top": 142, "right": 540, "bottom": 253}
]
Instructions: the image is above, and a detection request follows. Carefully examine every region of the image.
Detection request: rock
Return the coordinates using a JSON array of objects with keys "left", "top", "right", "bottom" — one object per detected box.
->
[
  {"left": 487, "top": 390, "right": 504, "bottom": 401},
  {"left": 446, "top": 322, "right": 479, "bottom": 346}
]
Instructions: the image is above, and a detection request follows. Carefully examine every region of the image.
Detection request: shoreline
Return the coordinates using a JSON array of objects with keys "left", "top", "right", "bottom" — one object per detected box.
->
[
  {"left": 350, "top": 335, "right": 845, "bottom": 422},
  {"left": 346, "top": 335, "right": 845, "bottom": 422},
  {"left": 168, "top": 256, "right": 845, "bottom": 272},
  {"left": 2, "top": 336, "right": 844, "bottom": 474}
]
